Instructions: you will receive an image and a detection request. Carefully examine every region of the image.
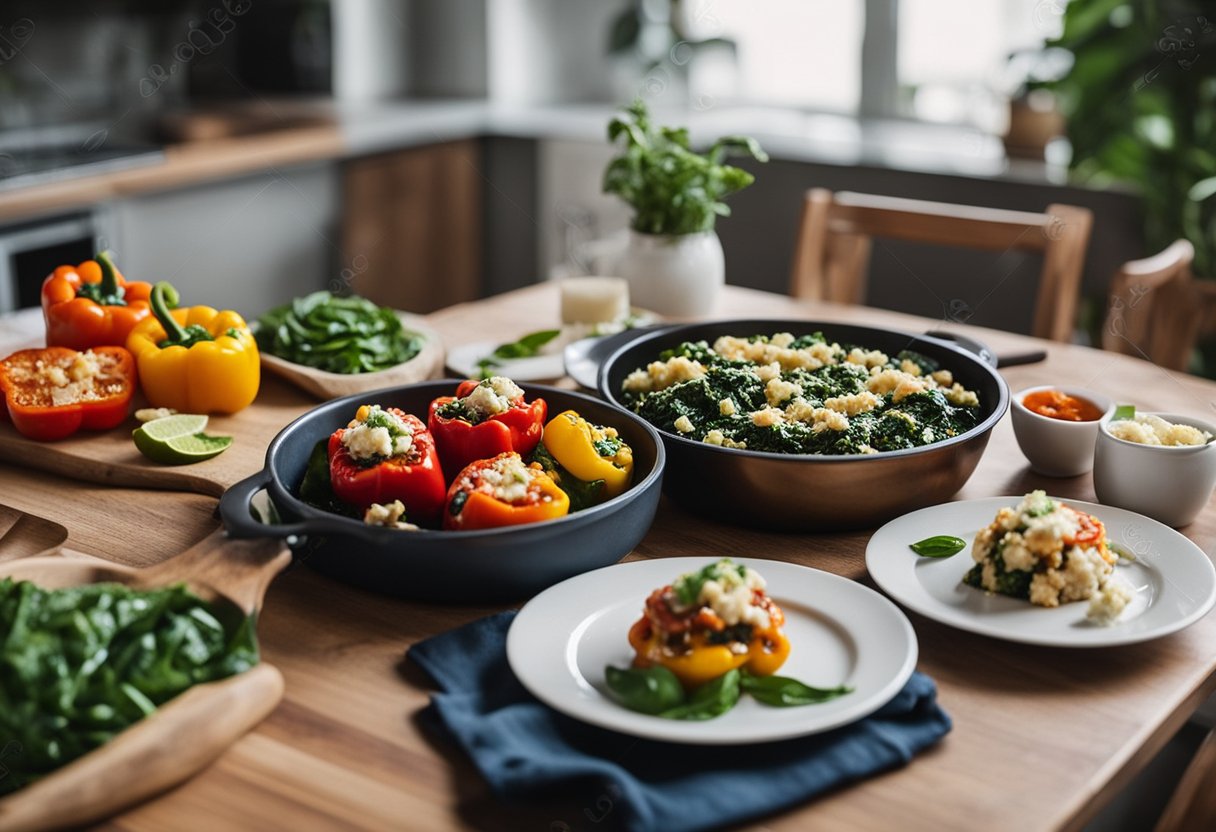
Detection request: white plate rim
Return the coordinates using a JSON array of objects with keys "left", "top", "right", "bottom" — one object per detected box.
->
[
  {"left": 865, "top": 496, "right": 1216, "bottom": 648},
  {"left": 507, "top": 557, "right": 918, "bottom": 744}
]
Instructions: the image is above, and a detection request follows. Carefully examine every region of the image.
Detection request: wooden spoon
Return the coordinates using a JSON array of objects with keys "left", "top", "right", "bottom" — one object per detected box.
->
[{"left": 0, "top": 531, "right": 291, "bottom": 831}]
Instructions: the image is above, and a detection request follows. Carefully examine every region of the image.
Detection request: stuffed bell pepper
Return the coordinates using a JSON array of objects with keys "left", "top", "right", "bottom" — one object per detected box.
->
[
  {"left": 328, "top": 405, "right": 446, "bottom": 526},
  {"left": 443, "top": 451, "right": 569, "bottom": 531},
  {"left": 42, "top": 252, "right": 153, "bottom": 351},
  {"left": 126, "top": 282, "right": 259, "bottom": 414},
  {"left": 628, "top": 559, "right": 791, "bottom": 689},
  {"left": 0, "top": 346, "right": 135, "bottom": 441},
  {"left": 532, "top": 409, "right": 634, "bottom": 510},
  {"left": 428, "top": 377, "right": 546, "bottom": 479}
]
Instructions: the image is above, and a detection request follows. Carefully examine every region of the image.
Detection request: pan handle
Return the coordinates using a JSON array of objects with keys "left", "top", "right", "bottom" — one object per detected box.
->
[{"left": 219, "top": 469, "right": 380, "bottom": 545}]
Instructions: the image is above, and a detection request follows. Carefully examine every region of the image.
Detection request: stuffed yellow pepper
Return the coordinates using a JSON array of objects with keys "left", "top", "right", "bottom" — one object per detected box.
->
[
  {"left": 531, "top": 410, "right": 633, "bottom": 510},
  {"left": 126, "top": 282, "right": 259, "bottom": 414},
  {"left": 627, "top": 558, "right": 790, "bottom": 689}
]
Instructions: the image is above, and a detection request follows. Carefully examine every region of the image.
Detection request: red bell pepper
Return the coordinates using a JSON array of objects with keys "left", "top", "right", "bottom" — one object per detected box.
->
[
  {"left": 443, "top": 452, "right": 570, "bottom": 531},
  {"left": 428, "top": 378, "right": 547, "bottom": 480},
  {"left": 0, "top": 346, "right": 136, "bottom": 441},
  {"left": 327, "top": 406, "right": 447, "bottom": 525}
]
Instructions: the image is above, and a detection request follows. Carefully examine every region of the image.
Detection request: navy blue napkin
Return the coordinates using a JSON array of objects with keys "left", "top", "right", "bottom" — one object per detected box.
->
[{"left": 410, "top": 611, "right": 951, "bottom": 832}]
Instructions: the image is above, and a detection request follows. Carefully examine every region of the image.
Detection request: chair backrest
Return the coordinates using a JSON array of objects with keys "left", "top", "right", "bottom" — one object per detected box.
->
[
  {"left": 789, "top": 189, "right": 1094, "bottom": 342},
  {"left": 1101, "top": 240, "right": 1200, "bottom": 371}
]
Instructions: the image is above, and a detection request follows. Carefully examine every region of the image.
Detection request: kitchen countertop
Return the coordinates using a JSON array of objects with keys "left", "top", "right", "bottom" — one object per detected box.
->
[
  {"left": 0, "top": 283, "right": 1212, "bottom": 830},
  {"left": 0, "top": 98, "right": 1073, "bottom": 226}
]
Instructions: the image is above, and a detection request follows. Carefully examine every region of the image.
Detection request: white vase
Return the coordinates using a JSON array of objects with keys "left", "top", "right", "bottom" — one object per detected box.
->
[{"left": 614, "top": 229, "right": 725, "bottom": 318}]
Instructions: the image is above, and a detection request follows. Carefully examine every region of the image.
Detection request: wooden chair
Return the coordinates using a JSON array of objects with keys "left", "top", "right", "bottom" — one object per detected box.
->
[
  {"left": 1101, "top": 240, "right": 1207, "bottom": 371},
  {"left": 1154, "top": 728, "right": 1216, "bottom": 832},
  {"left": 789, "top": 189, "right": 1094, "bottom": 342}
]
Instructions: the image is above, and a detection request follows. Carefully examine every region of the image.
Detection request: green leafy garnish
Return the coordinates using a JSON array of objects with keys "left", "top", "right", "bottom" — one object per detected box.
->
[
  {"left": 658, "top": 669, "right": 742, "bottom": 721},
  {"left": 476, "top": 329, "right": 562, "bottom": 378},
  {"left": 1112, "top": 404, "right": 1136, "bottom": 421},
  {"left": 0, "top": 578, "right": 258, "bottom": 796},
  {"left": 298, "top": 439, "right": 359, "bottom": 518},
  {"left": 604, "top": 665, "right": 685, "bottom": 715},
  {"left": 592, "top": 435, "right": 625, "bottom": 458},
  {"left": 909, "top": 535, "right": 967, "bottom": 558},
  {"left": 603, "top": 100, "right": 768, "bottom": 236},
  {"left": 254, "top": 292, "right": 422, "bottom": 375},
  {"left": 739, "top": 670, "right": 853, "bottom": 706}
]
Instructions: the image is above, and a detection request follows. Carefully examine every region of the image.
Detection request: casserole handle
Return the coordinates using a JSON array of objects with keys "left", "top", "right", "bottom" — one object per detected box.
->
[{"left": 219, "top": 469, "right": 376, "bottom": 544}]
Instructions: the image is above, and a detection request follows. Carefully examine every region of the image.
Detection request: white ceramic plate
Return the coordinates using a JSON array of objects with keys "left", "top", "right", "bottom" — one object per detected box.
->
[
  {"left": 446, "top": 340, "right": 565, "bottom": 381},
  {"left": 507, "top": 557, "right": 917, "bottom": 744},
  {"left": 866, "top": 496, "right": 1216, "bottom": 647}
]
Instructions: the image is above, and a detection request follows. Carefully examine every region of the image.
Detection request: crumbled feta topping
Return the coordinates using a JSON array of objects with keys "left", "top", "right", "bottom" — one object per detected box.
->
[
  {"left": 1108, "top": 414, "right": 1212, "bottom": 447},
  {"left": 718, "top": 398, "right": 736, "bottom": 416},
  {"left": 477, "top": 453, "right": 533, "bottom": 502},
  {"left": 363, "top": 501, "right": 418, "bottom": 531},
  {"left": 457, "top": 376, "right": 525, "bottom": 421},
  {"left": 1087, "top": 575, "right": 1134, "bottom": 625},
  {"left": 673, "top": 415, "right": 695, "bottom": 434},
  {"left": 342, "top": 405, "right": 414, "bottom": 461},
  {"left": 621, "top": 356, "right": 706, "bottom": 394},
  {"left": 702, "top": 429, "right": 747, "bottom": 449}
]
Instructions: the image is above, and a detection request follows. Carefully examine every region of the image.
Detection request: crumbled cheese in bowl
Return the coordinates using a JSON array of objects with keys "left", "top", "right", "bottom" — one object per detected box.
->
[{"left": 1108, "top": 413, "right": 1213, "bottom": 447}]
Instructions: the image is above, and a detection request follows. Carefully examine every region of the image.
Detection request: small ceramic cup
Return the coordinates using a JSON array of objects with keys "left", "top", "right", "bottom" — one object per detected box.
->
[
  {"left": 1093, "top": 412, "right": 1216, "bottom": 527},
  {"left": 1010, "top": 385, "right": 1114, "bottom": 477}
]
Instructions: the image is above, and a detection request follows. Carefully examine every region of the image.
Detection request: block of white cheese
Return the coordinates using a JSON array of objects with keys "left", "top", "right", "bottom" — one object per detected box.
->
[{"left": 559, "top": 277, "right": 630, "bottom": 325}]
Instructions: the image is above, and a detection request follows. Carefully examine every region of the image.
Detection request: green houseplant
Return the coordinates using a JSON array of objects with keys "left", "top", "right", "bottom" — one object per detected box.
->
[
  {"left": 1049, "top": 3, "right": 1216, "bottom": 278},
  {"left": 603, "top": 100, "right": 767, "bottom": 316}
]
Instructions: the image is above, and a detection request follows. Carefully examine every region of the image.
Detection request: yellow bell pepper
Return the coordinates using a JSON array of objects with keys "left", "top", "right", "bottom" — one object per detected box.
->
[
  {"left": 542, "top": 410, "right": 633, "bottom": 499},
  {"left": 126, "top": 282, "right": 259, "bottom": 414}
]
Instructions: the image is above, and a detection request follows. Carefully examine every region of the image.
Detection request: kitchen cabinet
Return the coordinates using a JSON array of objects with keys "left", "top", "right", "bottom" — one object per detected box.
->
[
  {"left": 110, "top": 163, "right": 339, "bottom": 319},
  {"left": 342, "top": 140, "right": 482, "bottom": 314}
]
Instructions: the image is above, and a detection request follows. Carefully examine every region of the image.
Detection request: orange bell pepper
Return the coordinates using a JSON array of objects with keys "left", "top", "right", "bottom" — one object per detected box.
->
[
  {"left": 443, "top": 452, "right": 570, "bottom": 530},
  {"left": 42, "top": 252, "right": 153, "bottom": 350},
  {"left": 0, "top": 346, "right": 135, "bottom": 441}
]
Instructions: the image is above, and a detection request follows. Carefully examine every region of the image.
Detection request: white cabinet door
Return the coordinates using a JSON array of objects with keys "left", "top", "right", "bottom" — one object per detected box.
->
[{"left": 110, "top": 162, "right": 339, "bottom": 318}]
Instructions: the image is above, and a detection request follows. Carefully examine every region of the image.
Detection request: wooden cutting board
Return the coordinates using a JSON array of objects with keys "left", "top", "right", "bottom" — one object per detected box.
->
[
  {"left": 0, "top": 374, "right": 316, "bottom": 498},
  {"left": 0, "top": 503, "right": 68, "bottom": 563}
]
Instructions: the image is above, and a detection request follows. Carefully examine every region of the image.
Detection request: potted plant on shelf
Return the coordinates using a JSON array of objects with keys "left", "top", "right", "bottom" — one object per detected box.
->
[{"left": 602, "top": 100, "right": 767, "bottom": 316}]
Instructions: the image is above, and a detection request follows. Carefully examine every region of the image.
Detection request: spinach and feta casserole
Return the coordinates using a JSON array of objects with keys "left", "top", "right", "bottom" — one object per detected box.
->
[
  {"left": 965, "top": 490, "right": 1132, "bottom": 622},
  {"left": 619, "top": 332, "right": 981, "bottom": 455}
]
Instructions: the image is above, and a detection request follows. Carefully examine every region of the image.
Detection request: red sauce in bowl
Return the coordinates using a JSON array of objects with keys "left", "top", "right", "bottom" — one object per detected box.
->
[{"left": 1022, "top": 390, "right": 1104, "bottom": 422}]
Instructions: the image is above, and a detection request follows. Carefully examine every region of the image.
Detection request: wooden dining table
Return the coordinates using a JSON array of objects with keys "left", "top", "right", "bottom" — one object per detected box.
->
[{"left": 1, "top": 282, "right": 1214, "bottom": 832}]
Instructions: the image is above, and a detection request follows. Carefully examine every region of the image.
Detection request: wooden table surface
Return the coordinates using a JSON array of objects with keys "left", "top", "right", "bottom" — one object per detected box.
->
[{"left": 2, "top": 282, "right": 1215, "bottom": 832}]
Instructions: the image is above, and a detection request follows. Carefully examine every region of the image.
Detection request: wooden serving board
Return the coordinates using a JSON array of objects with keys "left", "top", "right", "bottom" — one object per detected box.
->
[
  {"left": 0, "top": 532, "right": 291, "bottom": 830},
  {"left": 0, "top": 374, "right": 317, "bottom": 498}
]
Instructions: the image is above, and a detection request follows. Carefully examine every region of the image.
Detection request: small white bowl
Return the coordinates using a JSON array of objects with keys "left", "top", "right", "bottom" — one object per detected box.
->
[
  {"left": 1010, "top": 385, "right": 1114, "bottom": 477},
  {"left": 1093, "top": 412, "right": 1216, "bottom": 527}
]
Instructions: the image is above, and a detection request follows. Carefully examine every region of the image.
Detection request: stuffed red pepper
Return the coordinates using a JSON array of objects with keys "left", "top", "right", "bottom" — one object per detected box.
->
[
  {"left": 443, "top": 452, "right": 569, "bottom": 531},
  {"left": 428, "top": 377, "right": 546, "bottom": 480},
  {"left": 328, "top": 404, "right": 447, "bottom": 526},
  {"left": 0, "top": 346, "right": 135, "bottom": 441}
]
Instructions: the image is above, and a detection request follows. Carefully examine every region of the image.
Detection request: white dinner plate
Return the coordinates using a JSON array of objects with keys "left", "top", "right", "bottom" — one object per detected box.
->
[
  {"left": 866, "top": 496, "right": 1216, "bottom": 647},
  {"left": 445, "top": 340, "right": 565, "bottom": 382},
  {"left": 507, "top": 557, "right": 918, "bottom": 744}
]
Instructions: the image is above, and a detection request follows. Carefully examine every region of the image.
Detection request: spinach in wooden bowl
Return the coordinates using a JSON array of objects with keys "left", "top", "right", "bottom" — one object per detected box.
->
[
  {"left": 253, "top": 292, "right": 423, "bottom": 375},
  {"left": 0, "top": 578, "right": 257, "bottom": 796}
]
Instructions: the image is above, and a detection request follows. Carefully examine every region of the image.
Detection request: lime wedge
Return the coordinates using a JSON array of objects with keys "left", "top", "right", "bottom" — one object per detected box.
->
[
  {"left": 133, "top": 414, "right": 232, "bottom": 465},
  {"left": 137, "top": 413, "right": 208, "bottom": 440}
]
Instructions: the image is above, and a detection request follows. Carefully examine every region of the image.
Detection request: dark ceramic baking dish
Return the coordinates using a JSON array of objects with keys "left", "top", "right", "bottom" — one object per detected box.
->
[{"left": 219, "top": 381, "right": 665, "bottom": 603}]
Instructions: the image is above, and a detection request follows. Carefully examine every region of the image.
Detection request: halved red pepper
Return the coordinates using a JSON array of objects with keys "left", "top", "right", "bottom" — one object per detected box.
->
[
  {"left": 0, "top": 346, "right": 135, "bottom": 441},
  {"left": 327, "top": 406, "right": 447, "bottom": 525},
  {"left": 443, "top": 452, "right": 570, "bottom": 531},
  {"left": 428, "top": 378, "right": 547, "bottom": 480}
]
